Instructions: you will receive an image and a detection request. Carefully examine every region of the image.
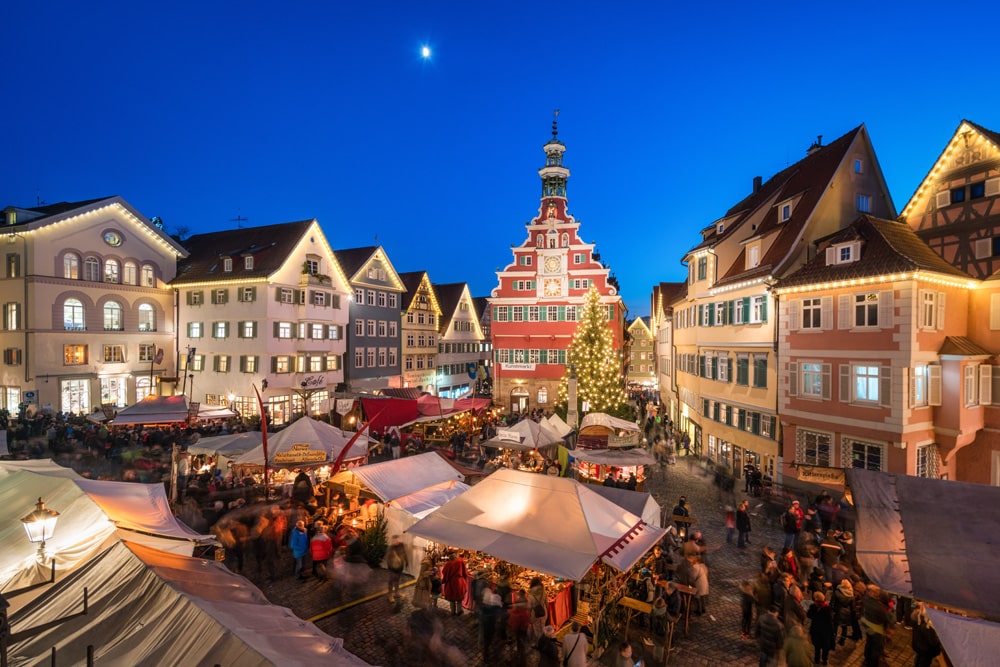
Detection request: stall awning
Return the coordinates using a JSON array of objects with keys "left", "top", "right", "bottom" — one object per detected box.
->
[
  {"left": 571, "top": 448, "right": 655, "bottom": 466},
  {"left": 407, "top": 468, "right": 663, "bottom": 581},
  {"left": 111, "top": 395, "right": 189, "bottom": 425},
  {"left": 350, "top": 452, "right": 463, "bottom": 502}
]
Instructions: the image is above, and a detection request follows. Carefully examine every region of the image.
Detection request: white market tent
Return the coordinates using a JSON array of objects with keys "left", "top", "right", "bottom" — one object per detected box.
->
[
  {"left": 197, "top": 404, "right": 239, "bottom": 420},
  {"left": 579, "top": 412, "right": 640, "bottom": 433},
  {"left": 0, "top": 461, "right": 216, "bottom": 585},
  {"left": 111, "top": 394, "right": 189, "bottom": 425},
  {"left": 7, "top": 540, "right": 373, "bottom": 667},
  {"left": 483, "top": 418, "right": 563, "bottom": 452},
  {"left": 588, "top": 485, "right": 663, "bottom": 528},
  {"left": 349, "top": 453, "right": 468, "bottom": 577},
  {"left": 407, "top": 468, "right": 665, "bottom": 581},
  {"left": 234, "top": 416, "right": 370, "bottom": 468},
  {"left": 188, "top": 431, "right": 264, "bottom": 468},
  {"left": 349, "top": 452, "right": 463, "bottom": 503},
  {"left": 846, "top": 468, "right": 1000, "bottom": 667},
  {"left": 571, "top": 447, "right": 656, "bottom": 467},
  {"left": 544, "top": 413, "right": 574, "bottom": 438}
]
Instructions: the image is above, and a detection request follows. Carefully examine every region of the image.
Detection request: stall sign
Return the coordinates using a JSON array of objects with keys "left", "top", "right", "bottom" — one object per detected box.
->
[
  {"left": 273, "top": 443, "right": 328, "bottom": 464},
  {"left": 608, "top": 433, "right": 640, "bottom": 448},
  {"left": 501, "top": 362, "right": 536, "bottom": 371},
  {"left": 335, "top": 399, "right": 354, "bottom": 415},
  {"left": 496, "top": 429, "right": 523, "bottom": 444},
  {"left": 797, "top": 465, "right": 846, "bottom": 487}
]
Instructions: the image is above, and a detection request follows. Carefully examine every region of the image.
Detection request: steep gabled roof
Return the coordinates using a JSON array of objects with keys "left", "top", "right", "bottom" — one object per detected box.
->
[
  {"left": 398, "top": 271, "right": 431, "bottom": 310},
  {"left": 472, "top": 296, "right": 490, "bottom": 320},
  {"left": 710, "top": 126, "right": 867, "bottom": 287},
  {"left": 12, "top": 197, "right": 112, "bottom": 220},
  {"left": 433, "top": 282, "right": 469, "bottom": 329},
  {"left": 901, "top": 119, "right": 1000, "bottom": 220},
  {"left": 776, "top": 215, "right": 972, "bottom": 290},
  {"left": 173, "top": 220, "right": 313, "bottom": 284}
]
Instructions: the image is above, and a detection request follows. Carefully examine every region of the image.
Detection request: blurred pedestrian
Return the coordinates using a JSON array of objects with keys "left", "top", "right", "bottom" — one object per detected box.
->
[
  {"left": 385, "top": 534, "right": 409, "bottom": 603},
  {"left": 290, "top": 519, "right": 309, "bottom": 580}
]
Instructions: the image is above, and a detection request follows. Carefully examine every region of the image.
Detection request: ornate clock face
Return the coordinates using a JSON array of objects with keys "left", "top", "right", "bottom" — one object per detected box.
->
[
  {"left": 544, "top": 256, "right": 560, "bottom": 273},
  {"left": 103, "top": 231, "right": 123, "bottom": 247},
  {"left": 544, "top": 278, "right": 561, "bottom": 297}
]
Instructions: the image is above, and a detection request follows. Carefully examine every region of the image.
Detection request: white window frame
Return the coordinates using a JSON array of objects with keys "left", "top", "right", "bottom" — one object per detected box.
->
[
  {"left": 964, "top": 364, "right": 979, "bottom": 407},
  {"left": 796, "top": 429, "right": 833, "bottom": 467}
]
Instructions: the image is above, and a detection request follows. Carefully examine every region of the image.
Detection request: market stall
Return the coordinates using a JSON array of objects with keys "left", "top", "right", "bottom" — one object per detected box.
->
[
  {"left": 407, "top": 468, "right": 665, "bottom": 646},
  {"left": 187, "top": 431, "right": 264, "bottom": 471},
  {"left": 232, "top": 416, "right": 371, "bottom": 499},
  {"left": 576, "top": 412, "right": 640, "bottom": 449},
  {"left": 480, "top": 418, "right": 564, "bottom": 472},
  {"left": 571, "top": 446, "right": 656, "bottom": 490},
  {"left": 111, "top": 394, "right": 190, "bottom": 426}
]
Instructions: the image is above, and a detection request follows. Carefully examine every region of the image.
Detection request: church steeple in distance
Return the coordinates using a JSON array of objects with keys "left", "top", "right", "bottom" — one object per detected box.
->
[{"left": 538, "top": 110, "right": 570, "bottom": 202}]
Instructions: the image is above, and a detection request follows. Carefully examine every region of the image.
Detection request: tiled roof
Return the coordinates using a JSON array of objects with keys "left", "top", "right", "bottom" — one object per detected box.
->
[
  {"left": 939, "top": 336, "right": 993, "bottom": 357},
  {"left": 777, "top": 215, "right": 971, "bottom": 290},
  {"left": 20, "top": 197, "right": 114, "bottom": 218},
  {"left": 714, "top": 126, "right": 866, "bottom": 287},
  {"left": 964, "top": 120, "right": 1000, "bottom": 150},
  {"left": 332, "top": 246, "right": 379, "bottom": 281},
  {"left": 472, "top": 296, "right": 490, "bottom": 320},
  {"left": 173, "top": 220, "right": 313, "bottom": 284}
]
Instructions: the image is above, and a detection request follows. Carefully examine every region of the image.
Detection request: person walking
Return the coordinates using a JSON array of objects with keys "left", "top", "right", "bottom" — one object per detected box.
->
[
  {"left": 737, "top": 499, "right": 752, "bottom": 548},
  {"left": 289, "top": 519, "right": 309, "bottom": 580},
  {"left": 561, "top": 621, "right": 589, "bottom": 667},
  {"left": 309, "top": 524, "right": 334, "bottom": 579},
  {"left": 755, "top": 606, "right": 784, "bottom": 667},
  {"left": 385, "top": 534, "right": 408, "bottom": 603},
  {"left": 910, "top": 602, "right": 943, "bottom": 667}
]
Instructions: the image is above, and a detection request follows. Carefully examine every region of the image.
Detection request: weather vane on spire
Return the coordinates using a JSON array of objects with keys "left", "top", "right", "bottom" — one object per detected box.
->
[{"left": 552, "top": 109, "right": 560, "bottom": 140}]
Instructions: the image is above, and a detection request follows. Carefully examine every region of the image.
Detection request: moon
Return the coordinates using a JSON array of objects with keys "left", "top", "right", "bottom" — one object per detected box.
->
[{"left": 421, "top": 46, "right": 431, "bottom": 59}]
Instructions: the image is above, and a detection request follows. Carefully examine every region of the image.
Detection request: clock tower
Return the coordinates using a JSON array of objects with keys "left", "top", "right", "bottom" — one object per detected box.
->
[{"left": 488, "top": 114, "right": 625, "bottom": 415}]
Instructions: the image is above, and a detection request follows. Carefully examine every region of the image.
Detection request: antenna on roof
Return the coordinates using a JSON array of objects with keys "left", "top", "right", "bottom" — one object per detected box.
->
[
  {"left": 231, "top": 213, "right": 248, "bottom": 229},
  {"left": 36, "top": 195, "right": 47, "bottom": 207},
  {"left": 374, "top": 234, "right": 379, "bottom": 245}
]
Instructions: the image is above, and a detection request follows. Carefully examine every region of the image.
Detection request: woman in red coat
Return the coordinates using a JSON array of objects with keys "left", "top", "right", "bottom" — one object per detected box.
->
[{"left": 441, "top": 552, "right": 469, "bottom": 615}]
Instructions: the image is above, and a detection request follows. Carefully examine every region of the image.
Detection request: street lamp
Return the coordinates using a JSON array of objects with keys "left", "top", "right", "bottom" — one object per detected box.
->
[{"left": 20, "top": 497, "right": 59, "bottom": 561}]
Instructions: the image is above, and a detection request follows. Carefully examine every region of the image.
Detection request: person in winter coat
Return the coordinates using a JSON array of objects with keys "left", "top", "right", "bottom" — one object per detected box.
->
[
  {"left": 309, "top": 524, "right": 334, "bottom": 579},
  {"left": 289, "top": 520, "right": 309, "bottom": 580},
  {"left": 412, "top": 553, "right": 436, "bottom": 609},
  {"left": 441, "top": 551, "right": 469, "bottom": 615},
  {"left": 736, "top": 500, "right": 752, "bottom": 548},
  {"left": 832, "top": 578, "right": 855, "bottom": 645},
  {"left": 807, "top": 591, "right": 836, "bottom": 665},
  {"left": 755, "top": 606, "right": 784, "bottom": 667},
  {"left": 526, "top": 576, "right": 548, "bottom": 642},
  {"left": 385, "top": 534, "right": 409, "bottom": 603},
  {"left": 782, "top": 623, "right": 813, "bottom": 667},
  {"left": 910, "top": 602, "right": 943, "bottom": 667}
]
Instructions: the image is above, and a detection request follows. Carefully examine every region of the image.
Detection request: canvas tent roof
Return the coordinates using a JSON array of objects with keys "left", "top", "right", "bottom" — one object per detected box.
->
[
  {"left": 579, "top": 412, "right": 639, "bottom": 434},
  {"left": 571, "top": 447, "right": 656, "bottom": 466},
  {"left": 234, "top": 416, "right": 370, "bottom": 468},
  {"left": 389, "top": 479, "right": 470, "bottom": 519},
  {"left": 187, "top": 431, "right": 264, "bottom": 460},
  {"left": 484, "top": 418, "right": 562, "bottom": 452},
  {"left": 111, "top": 394, "right": 189, "bottom": 425},
  {"left": 846, "top": 468, "right": 1000, "bottom": 666},
  {"left": 6, "top": 540, "right": 372, "bottom": 667},
  {"left": 544, "top": 413, "right": 573, "bottom": 438},
  {"left": 588, "top": 485, "right": 662, "bottom": 528},
  {"left": 350, "top": 452, "right": 463, "bottom": 502},
  {"left": 197, "top": 404, "right": 239, "bottom": 420},
  {"left": 407, "top": 468, "right": 664, "bottom": 581}
]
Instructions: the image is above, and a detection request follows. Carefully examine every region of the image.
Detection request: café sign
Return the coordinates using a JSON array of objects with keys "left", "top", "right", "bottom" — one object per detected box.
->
[{"left": 273, "top": 443, "right": 327, "bottom": 464}]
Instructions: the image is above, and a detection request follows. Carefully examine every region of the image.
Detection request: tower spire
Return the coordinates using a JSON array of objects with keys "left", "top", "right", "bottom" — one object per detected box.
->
[
  {"left": 539, "top": 111, "right": 569, "bottom": 201},
  {"left": 552, "top": 109, "right": 560, "bottom": 141}
]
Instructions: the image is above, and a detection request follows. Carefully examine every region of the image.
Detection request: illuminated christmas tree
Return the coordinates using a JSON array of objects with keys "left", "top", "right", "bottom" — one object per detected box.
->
[{"left": 557, "top": 286, "right": 630, "bottom": 419}]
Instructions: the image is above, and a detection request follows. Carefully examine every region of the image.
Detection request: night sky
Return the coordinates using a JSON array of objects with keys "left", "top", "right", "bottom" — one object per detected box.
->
[{"left": 5, "top": 1, "right": 999, "bottom": 317}]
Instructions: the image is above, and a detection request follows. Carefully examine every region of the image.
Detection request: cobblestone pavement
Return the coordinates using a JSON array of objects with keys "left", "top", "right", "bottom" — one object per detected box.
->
[{"left": 247, "top": 443, "right": 919, "bottom": 667}]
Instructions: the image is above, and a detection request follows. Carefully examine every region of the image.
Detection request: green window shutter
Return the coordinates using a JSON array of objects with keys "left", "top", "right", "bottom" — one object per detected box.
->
[
  {"left": 522, "top": 306, "right": 529, "bottom": 320},
  {"left": 250, "top": 322, "right": 258, "bottom": 338},
  {"left": 707, "top": 303, "right": 715, "bottom": 326},
  {"left": 186, "top": 291, "right": 193, "bottom": 305},
  {"left": 751, "top": 413, "right": 761, "bottom": 435},
  {"left": 727, "top": 358, "right": 733, "bottom": 383},
  {"left": 727, "top": 300, "right": 734, "bottom": 323},
  {"left": 186, "top": 322, "right": 193, "bottom": 337},
  {"left": 698, "top": 304, "right": 704, "bottom": 325},
  {"left": 239, "top": 355, "right": 247, "bottom": 372},
  {"left": 236, "top": 321, "right": 245, "bottom": 338},
  {"left": 212, "top": 355, "right": 220, "bottom": 372},
  {"left": 275, "top": 287, "right": 282, "bottom": 302},
  {"left": 742, "top": 297, "right": 751, "bottom": 323},
  {"left": 761, "top": 297, "right": 768, "bottom": 323},
  {"left": 702, "top": 399, "right": 709, "bottom": 415},
  {"left": 249, "top": 286, "right": 257, "bottom": 301},
  {"left": 558, "top": 306, "right": 565, "bottom": 321},
  {"left": 273, "top": 322, "right": 280, "bottom": 338},
  {"left": 270, "top": 356, "right": 278, "bottom": 373}
]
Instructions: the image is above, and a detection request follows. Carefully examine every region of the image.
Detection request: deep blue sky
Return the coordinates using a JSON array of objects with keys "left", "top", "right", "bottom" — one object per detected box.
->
[{"left": 5, "top": 2, "right": 999, "bottom": 317}]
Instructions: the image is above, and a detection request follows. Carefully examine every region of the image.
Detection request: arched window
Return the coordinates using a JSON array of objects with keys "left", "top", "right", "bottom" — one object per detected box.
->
[
  {"left": 63, "top": 298, "right": 85, "bottom": 330},
  {"left": 561, "top": 233, "right": 569, "bottom": 248},
  {"left": 136, "top": 376, "right": 152, "bottom": 402},
  {"left": 138, "top": 304, "right": 155, "bottom": 331},
  {"left": 64, "top": 253, "right": 80, "bottom": 279},
  {"left": 123, "top": 261, "right": 137, "bottom": 285},
  {"left": 84, "top": 257, "right": 101, "bottom": 282},
  {"left": 103, "top": 301, "right": 123, "bottom": 330},
  {"left": 141, "top": 264, "right": 155, "bottom": 287},
  {"left": 537, "top": 387, "right": 548, "bottom": 404},
  {"left": 104, "top": 259, "right": 120, "bottom": 283}
]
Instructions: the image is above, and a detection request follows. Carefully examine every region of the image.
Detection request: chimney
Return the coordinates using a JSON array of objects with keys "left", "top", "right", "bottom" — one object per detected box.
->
[
  {"left": 753, "top": 176, "right": 762, "bottom": 194},
  {"left": 806, "top": 135, "right": 824, "bottom": 155}
]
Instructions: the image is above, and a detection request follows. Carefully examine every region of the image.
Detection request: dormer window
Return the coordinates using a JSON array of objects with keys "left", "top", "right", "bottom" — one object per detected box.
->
[
  {"left": 717, "top": 223, "right": 725, "bottom": 235},
  {"left": 747, "top": 244, "right": 760, "bottom": 269},
  {"left": 223, "top": 257, "right": 233, "bottom": 272},
  {"left": 779, "top": 202, "right": 792, "bottom": 222},
  {"left": 305, "top": 258, "right": 319, "bottom": 275},
  {"left": 826, "top": 241, "right": 861, "bottom": 265},
  {"left": 244, "top": 256, "right": 253, "bottom": 270}
]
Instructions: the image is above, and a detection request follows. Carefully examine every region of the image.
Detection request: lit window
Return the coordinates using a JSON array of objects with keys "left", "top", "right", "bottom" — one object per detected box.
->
[
  {"left": 801, "top": 362, "right": 823, "bottom": 397},
  {"left": 103, "top": 302, "right": 123, "bottom": 330},
  {"left": 912, "top": 365, "right": 928, "bottom": 407},
  {"left": 84, "top": 257, "right": 101, "bottom": 282},
  {"left": 138, "top": 304, "right": 156, "bottom": 331},
  {"left": 103, "top": 345, "right": 125, "bottom": 363},
  {"left": 64, "top": 254, "right": 80, "bottom": 279},
  {"left": 64, "top": 299, "right": 85, "bottom": 330},
  {"left": 964, "top": 364, "right": 979, "bottom": 407},
  {"left": 123, "top": 261, "right": 137, "bottom": 285},
  {"left": 104, "top": 259, "right": 120, "bottom": 283},
  {"left": 853, "top": 365, "right": 880, "bottom": 403},
  {"left": 64, "top": 345, "right": 87, "bottom": 365},
  {"left": 537, "top": 387, "right": 548, "bottom": 404},
  {"left": 139, "top": 344, "right": 155, "bottom": 362},
  {"left": 141, "top": 265, "right": 155, "bottom": 286}
]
